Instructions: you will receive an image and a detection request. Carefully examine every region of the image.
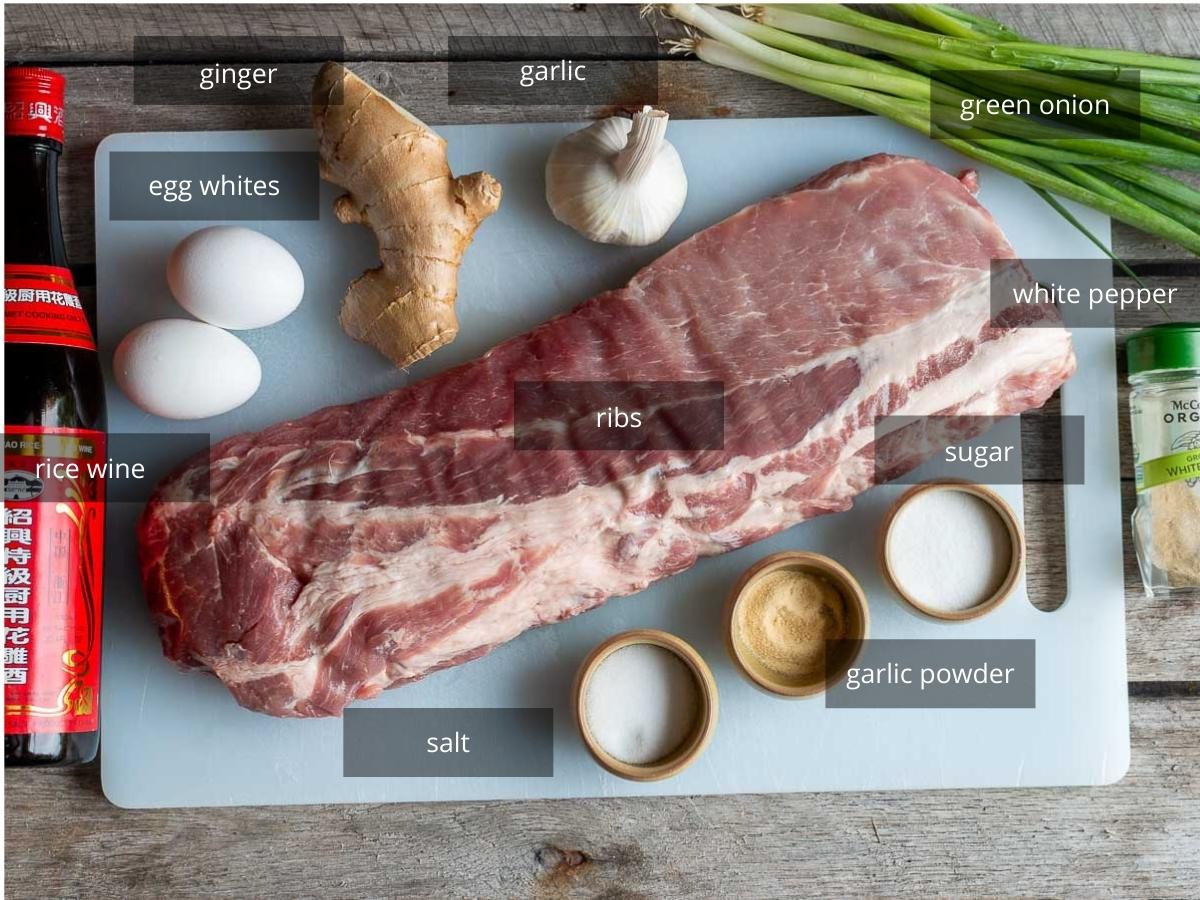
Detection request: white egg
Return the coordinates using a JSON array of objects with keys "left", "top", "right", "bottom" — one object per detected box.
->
[
  {"left": 114, "top": 319, "right": 262, "bottom": 420},
  {"left": 166, "top": 225, "right": 304, "bottom": 330}
]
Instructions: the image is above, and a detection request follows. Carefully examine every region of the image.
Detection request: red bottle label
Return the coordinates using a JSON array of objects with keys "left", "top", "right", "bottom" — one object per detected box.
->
[
  {"left": 4, "top": 264, "right": 95, "bottom": 351},
  {"left": 4, "top": 426, "right": 105, "bottom": 734}
]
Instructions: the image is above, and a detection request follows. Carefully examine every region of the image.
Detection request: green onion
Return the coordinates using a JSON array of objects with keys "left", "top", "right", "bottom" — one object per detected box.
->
[
  {"left": 907, "top": 65, "right": 1200, "bottom": 151},
  {"left": 697, "top": 7, "right": 1200, "bottom": 170},
  {"left": 668, "top": 11, "right": 932, "bottom": 101},
  {"left": 893, "top": 3, "right": 986, "bottom": 41},
  {"left": 891, "top": 3, "right": 1200, "bottom": 103},
  {"left": 758, "top": 6, "right": 1200, "bottom": 129},
  {"left": 794, "top": 4, "right": 1200, "bottom": 89},
  {"left": 901, "top": 4, "right": 1025, "bottom": 42},
  {"left": 663, "top": 3, "right": 1200, "bottom": 257},
  {"left": 1032, "top": 186, "right": 1147, "bottom": 287},
  {"left": 1102, "top": 163, "right": 1200, "bottom": 212},
  {"left": 1055, "top": 165, "right": 1200, "bottom": 233},
  {"left": 890, "top": 4, "right": 1200, "bottom": 78},
  {"left": 998, "top": 41, "right": 1200, "bottom": 76}
]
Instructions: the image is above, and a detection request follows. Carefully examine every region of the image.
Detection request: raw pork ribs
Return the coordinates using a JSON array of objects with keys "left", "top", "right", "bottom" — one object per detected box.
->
[{"left": 138, "top": 154, "right": 1075, "bottom": 716}]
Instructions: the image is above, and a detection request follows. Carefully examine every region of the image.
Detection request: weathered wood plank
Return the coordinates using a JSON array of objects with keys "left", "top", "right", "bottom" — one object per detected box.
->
[
  {"left": 4, "top": 3, "right": 656, "bottom": 63},
  {"left": 4, "top": 693, "right": 1198, "bottom": 898},
  {"left": 8, "top": 4, "right": 1200, "bottom": 62},
  {"left": 50, "top": 62, "right": 1200, "bottom": 266}
]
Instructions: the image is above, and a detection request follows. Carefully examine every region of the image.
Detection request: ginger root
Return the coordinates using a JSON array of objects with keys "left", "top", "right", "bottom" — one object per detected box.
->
[{"left": 312, "top": 62, "right": 502, "bottom": 368}]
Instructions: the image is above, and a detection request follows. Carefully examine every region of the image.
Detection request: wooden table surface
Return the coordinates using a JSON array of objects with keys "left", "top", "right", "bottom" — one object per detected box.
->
[{"left": 5, "top": 5, "right": 1200, "bottom": 897}]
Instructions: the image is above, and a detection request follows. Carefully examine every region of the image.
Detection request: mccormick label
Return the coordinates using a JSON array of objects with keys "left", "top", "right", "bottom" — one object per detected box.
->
[
  {"left": 4, "top": 264, "right": 95, "bottom": 351},
  {"left": 4, "top": 426, "right": 105, "bottom": 734}
]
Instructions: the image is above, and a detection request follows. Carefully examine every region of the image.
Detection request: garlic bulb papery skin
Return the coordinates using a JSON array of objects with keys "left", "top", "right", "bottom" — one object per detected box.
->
[{"left": 545, "top": 107, "right": 688, "bottom": 246}]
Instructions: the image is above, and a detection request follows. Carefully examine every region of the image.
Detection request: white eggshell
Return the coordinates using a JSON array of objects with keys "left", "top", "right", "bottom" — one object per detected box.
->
[
  {"left": 114, "top": 319, "right": 262, "bottom": 420},
  {"left": 166, "top": 225, "right": 304, "bottom": 329}
]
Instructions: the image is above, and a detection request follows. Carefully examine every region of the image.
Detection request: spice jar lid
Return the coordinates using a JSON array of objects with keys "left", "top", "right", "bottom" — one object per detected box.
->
[{"left": 1127, "top": 323, "right": 1200, "bottom": 377}]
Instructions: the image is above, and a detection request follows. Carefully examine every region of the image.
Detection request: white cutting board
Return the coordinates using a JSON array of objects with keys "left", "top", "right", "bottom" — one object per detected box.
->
[{"left": 94, "top": 119, "right": 1127, "bottom": 808}]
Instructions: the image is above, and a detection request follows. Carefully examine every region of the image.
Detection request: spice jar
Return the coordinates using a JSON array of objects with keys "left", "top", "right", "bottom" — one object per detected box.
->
[{"left": 1127, "top": 323, "right": 1200, "bottom": 596}]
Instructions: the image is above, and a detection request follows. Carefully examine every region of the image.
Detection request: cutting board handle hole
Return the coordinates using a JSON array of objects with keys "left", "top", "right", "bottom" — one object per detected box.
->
[{"left": 1021, "top": 409, "right": 1068, "bottom": 612}]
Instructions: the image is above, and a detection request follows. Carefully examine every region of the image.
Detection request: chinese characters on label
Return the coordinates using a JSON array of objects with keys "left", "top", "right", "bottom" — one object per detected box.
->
[
  {"left": 3, "top": 428, "right": 105, "bottom": 734},
  {"left": 4, "top": 507, "right": 34, "bottom": 687}
]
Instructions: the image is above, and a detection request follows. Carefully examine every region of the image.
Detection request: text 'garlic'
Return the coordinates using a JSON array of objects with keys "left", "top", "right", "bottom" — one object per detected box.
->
[{"left": 545, "top": 106, "right": 687, "bottom": 246}]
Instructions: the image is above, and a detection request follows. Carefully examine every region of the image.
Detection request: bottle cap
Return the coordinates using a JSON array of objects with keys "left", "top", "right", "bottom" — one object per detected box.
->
[
  {"left": 5, "top": 66, "right": 66, "bottom": 143},
  {"left": 1127, "top": 323, "right": 1200, "bottom": 377}
]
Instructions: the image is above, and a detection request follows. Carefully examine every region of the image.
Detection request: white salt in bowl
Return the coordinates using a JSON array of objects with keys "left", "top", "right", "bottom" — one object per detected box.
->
[
  {"left": 879, "top": 481, "right": 1026, "bottom": 622},
  {"left": 573, "top": 629, "right": 718, "bottom": 782}
]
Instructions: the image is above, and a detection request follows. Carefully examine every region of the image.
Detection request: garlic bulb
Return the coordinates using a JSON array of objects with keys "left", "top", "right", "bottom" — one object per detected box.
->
[{"left": 545, "top": 106, "right": 687, "bottom": 246}]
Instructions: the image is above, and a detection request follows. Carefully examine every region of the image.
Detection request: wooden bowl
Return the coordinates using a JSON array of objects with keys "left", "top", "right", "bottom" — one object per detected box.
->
[
  {"left": 573, "top": 629, "right": 718, "bottom": 782},
  {"left": 724, "top": 551, "right": 870, "bottom": 698},
  {"left": 879, "top": 481, "right": 1025, "bottom": 622}
]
